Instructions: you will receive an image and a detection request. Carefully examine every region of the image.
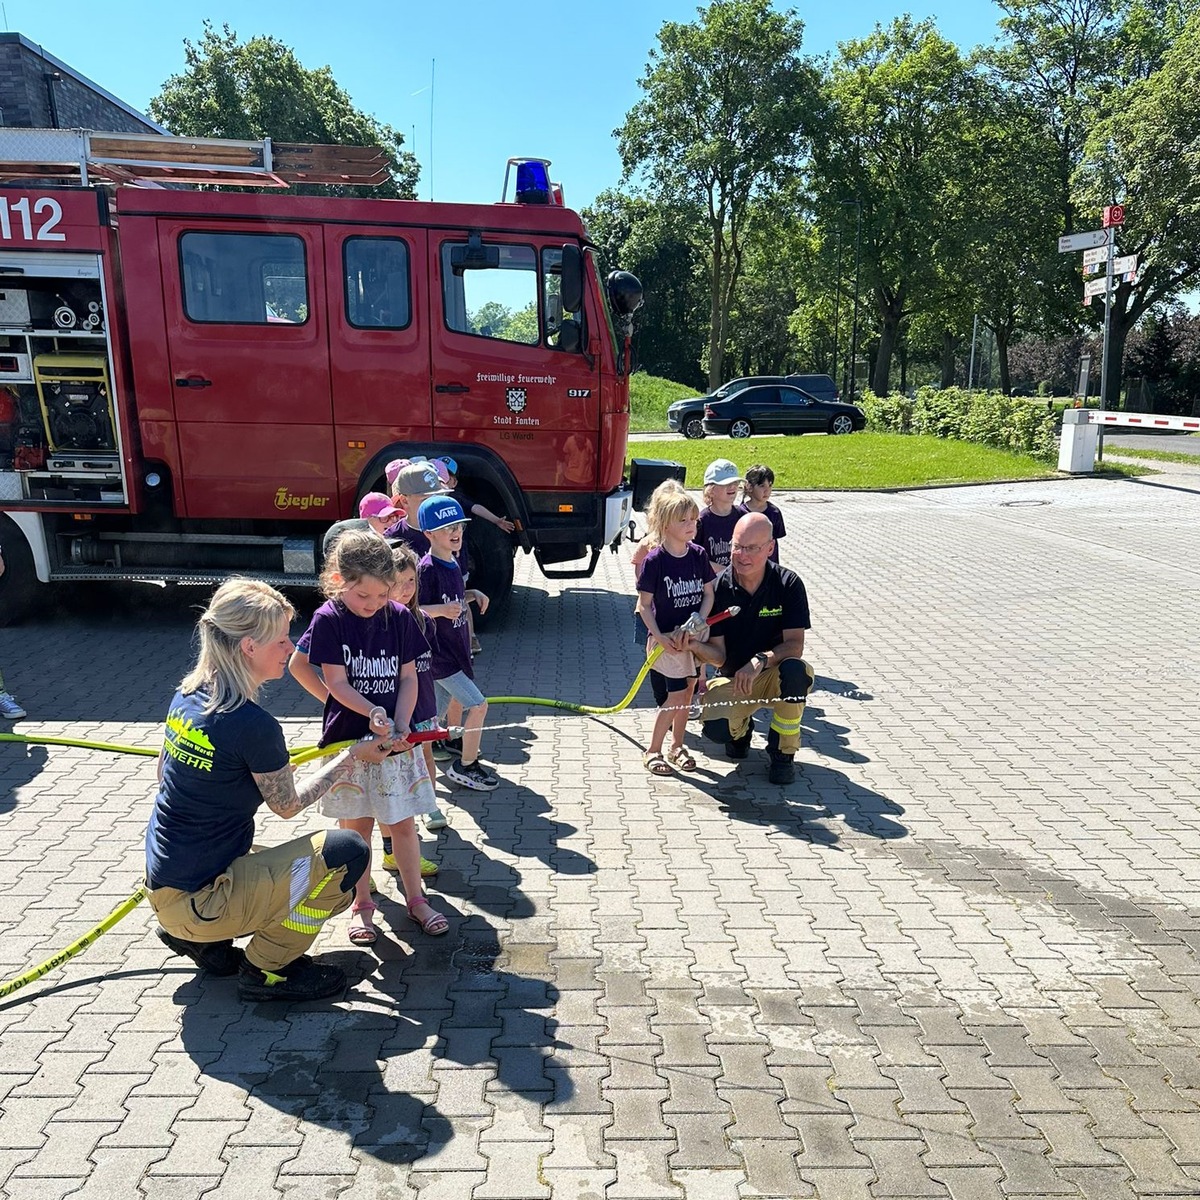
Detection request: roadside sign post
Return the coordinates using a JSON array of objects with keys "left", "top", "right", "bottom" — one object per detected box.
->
[
  {"left": 1097, "top": 205, "right": 1126, "bottom": 460},
  {"left": 1058, "top": 212, "right": 1126, "bottom": 466}
]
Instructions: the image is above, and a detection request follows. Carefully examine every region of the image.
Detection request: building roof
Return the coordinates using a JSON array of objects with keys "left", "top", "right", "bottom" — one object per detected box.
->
[{"left": 0, "top": 32, "right": 169, "bottom": 134}]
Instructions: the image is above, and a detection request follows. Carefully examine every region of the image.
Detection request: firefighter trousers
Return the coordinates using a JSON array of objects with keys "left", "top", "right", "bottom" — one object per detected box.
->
[
  {"left": 701, "top": 657, "right": 815, "bottom": 756},
  {"left": 148, "top": 828, "right": 367, "bottom": 973}
]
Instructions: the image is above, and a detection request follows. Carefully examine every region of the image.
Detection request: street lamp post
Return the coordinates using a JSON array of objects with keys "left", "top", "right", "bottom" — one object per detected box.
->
[
  {"left": 847, "top": 199, "right": 862, "bottom": 399},
  {"left": 832, "top": 227, "right": 844, "bottom": 391}
]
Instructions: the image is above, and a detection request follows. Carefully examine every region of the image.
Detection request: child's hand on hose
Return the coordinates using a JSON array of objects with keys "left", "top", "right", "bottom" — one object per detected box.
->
[{"left": 368, "top": 706, "right": 394, "bottom": 737}]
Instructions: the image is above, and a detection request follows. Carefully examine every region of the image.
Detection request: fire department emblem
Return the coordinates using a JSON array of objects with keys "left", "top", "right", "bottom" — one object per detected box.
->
[{"left": 506, "top": 387, "right": 527, "bottom": 413}]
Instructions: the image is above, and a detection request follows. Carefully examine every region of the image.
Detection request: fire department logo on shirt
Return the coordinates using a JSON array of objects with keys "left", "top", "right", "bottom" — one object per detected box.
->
[{"left": 506, "top": 387, "right": 527, "bottom": 413}]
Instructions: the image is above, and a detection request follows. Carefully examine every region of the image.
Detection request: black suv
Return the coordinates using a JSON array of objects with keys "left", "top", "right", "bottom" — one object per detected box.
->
[{"left": 667, "top": 374, "right": 840, "bottom": 439}]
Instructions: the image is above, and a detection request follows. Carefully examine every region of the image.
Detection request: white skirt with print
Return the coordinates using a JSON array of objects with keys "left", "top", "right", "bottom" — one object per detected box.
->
[{"left": 320, "top": 748, "right": 437, "bottom": 824}]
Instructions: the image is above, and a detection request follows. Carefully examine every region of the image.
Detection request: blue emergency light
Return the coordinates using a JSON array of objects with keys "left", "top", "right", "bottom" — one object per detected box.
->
[{"left": 504, "top": 157, "right": 554, "bottom": 205}]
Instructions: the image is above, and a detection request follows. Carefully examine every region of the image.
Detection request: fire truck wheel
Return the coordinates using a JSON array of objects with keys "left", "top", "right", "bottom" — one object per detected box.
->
[
  {"left": 0, "top": 517, "right": 39, "bottom": 627},
  {"left": 466, "top": 518, "right": 513, "bottom": 630}
]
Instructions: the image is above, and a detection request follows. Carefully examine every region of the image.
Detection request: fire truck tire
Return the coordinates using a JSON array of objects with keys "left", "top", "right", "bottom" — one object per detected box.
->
[
  {"left": 467, "top": 519, "right": 514, "bottom": 629},
  {"left": 0, "top": 517, "right": 39, "bottom": 627}
]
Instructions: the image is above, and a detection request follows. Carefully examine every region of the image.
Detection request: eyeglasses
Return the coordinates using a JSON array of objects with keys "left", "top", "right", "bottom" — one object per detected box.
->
[{"left": 731, "top": 541, "right": 770, "bottom": 555}]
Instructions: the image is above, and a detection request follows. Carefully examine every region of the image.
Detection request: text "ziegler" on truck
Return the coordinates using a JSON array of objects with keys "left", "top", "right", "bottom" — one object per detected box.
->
[{"left": 0, "top": 130, "right": 644, "bottom": 624}]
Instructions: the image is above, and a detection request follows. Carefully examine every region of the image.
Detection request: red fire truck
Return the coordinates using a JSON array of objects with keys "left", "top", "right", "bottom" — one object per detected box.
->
[{"left": 0, "top": 130, "right": 644, "bottom": 623}]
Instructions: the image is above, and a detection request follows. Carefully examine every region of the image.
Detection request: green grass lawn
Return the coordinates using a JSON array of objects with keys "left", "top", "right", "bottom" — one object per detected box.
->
[
  {"left": 627, "top": 431, "right": 1067, "bottom": 489},
  {"left": 629, "top": 372, "right": 702, "bottom": 433}
]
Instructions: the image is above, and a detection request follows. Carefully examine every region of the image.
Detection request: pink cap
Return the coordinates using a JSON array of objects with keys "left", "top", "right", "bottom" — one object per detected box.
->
[
  {"left": 359, "top": 492, "right": 402, "bottom": 520},
  {"left": 384, "top": 458, "right": 410, "bottom": 489},
  {"left": 433, "top": 460, "right": 451, "bottom": 485}
]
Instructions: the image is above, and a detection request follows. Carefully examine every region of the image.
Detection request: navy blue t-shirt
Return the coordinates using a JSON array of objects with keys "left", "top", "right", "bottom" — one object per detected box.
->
[
  {"left": 419, "top": 551, "right": 473, "bottom": 680},
  {"left": 145, "top": 688, "right": 289, "bottom": 893}
]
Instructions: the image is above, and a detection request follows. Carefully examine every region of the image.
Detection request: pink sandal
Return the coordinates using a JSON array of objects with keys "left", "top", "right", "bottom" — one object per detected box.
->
[
  {"left": 348, "top": 901, "right": 378, "bottom": 945},
  {"left": 407, "top": 896, "right": 449, "bottom": 936}
]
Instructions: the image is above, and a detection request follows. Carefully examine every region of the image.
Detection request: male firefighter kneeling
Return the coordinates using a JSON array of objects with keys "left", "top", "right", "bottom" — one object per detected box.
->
[{"left": 691, "top": 511, "right": 814, "bottom": 784}]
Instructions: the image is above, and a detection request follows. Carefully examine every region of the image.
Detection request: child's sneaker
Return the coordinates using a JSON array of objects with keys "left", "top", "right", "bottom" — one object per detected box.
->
[
  {"left": 380, "top": 851, "right": 439, "bottom": 878},
  {"left": 237, "top": 955, "right": 347, "bottom": 1003},
  {"left": 0, "top": 692, "right": 26, "bottom": 720},
  {"left": 431, "top": 737, "right": 457, "bottom": 762},
  {"left": 447, "top": 757, "right": 500, "bottom": 791},
  {"left": 470, "top": 635, "right": 482, "bottom": 655},
  {"left": 425, "top": 807, "right": 449, "bottom": 831}
]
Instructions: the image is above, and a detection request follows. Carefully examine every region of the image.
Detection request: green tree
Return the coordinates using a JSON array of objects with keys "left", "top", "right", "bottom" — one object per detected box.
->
[
  {"left": 584, "top": 189, "right": 708, "bottom": 387},
  {"left": 616, "top": 0, "right": 817, "bottom": 389},
  {"left": 811, "top": 18, "right": 979, "bottom": 395},
  {"left": 151, "top": 23, "right": 418, "bottom": 198},
  {"left": 1073, "top": 5, "right": 1200, "bottom": 406}
]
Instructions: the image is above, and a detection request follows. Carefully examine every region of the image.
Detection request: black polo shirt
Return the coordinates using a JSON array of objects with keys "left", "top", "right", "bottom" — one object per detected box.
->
[{"left": 711, "top": 560, "right": 810, "bottom": 674}]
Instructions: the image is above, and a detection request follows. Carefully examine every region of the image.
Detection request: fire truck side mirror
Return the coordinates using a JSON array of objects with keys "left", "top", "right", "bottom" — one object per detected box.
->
[
  {"left": 450, "top": 232, "right": 500, "bottom": 275},
  {"left": 561, "top": 245, "right": 584, "bottom": 313},
  {"left": 606, "top": 271, "right": 644, "bottom": 318}
]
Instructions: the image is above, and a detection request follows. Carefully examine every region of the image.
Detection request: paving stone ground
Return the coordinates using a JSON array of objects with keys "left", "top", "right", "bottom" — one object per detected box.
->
[{"left": 1, "top": 466, "right": 1199, "bottom": 1199}]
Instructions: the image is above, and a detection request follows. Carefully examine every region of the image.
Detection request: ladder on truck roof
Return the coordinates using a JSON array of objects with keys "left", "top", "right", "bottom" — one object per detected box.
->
[{"left": 0, "top": 128, "right": 390, "bottom": 188}]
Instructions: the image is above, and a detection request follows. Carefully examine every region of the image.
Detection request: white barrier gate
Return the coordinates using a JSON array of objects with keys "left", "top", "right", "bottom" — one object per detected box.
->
[{"left": 1059, "top": 408, "right": 1200, "bottom": 473}]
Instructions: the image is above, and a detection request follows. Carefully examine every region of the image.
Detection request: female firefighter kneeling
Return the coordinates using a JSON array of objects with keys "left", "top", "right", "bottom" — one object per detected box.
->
[{"left": 144, "top": 578, "right": 391, "bottom": 1002}]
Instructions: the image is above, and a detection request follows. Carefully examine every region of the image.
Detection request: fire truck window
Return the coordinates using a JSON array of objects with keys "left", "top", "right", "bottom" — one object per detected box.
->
[
  {"left": 542, "top": 247, "right": 585, "bottom": 353},
  {"left": 180, "top": 232, "right": 308, "bottom": 325},
  {"left": 441, "top": 242, "right": 538, "bottom": 345},
  {"left": 344, "top": 238, "right": 411, "bottom": 329}
]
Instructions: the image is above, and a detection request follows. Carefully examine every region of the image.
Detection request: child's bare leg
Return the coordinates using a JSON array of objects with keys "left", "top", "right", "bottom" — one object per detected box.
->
[
  {"left": 388, "top": 818, "right": 423, "bottom": 903},
  {"left": 461, "top": 700, "right": 487, "bottom": 764},
  {"left": 446, "top": 698, "right": 464, "bottom": 735},
  {"left": 669, "top": 680, "right": 697, "bottom": 753},
  {"left": 649, "top": 705, "right": 673, "bottom": 756}
]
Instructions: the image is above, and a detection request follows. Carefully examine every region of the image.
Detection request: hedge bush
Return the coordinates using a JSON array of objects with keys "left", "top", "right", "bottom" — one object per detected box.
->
[{"left": 861, "top": 386, "right": 1059, "bottom": 463}]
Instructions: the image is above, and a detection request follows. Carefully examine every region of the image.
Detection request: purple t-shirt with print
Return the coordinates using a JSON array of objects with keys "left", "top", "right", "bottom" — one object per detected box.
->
[
  {"left": 636, "top": 542, "right": 714, "bottom": 635},
  {"left": 305, "top": 599, "right": 428, "bottom": 747},
  {"left": 419, "top": 552, "right": 473, "bottom": 680},
  {"left": 697, "top": 506, "right": 740, "bottom": 569},
  {"left": 383, "top": 518, "right": 431, "bottom": 558},
  {"left": 406, "top": 604, "right": 440, "bottom": 724}
]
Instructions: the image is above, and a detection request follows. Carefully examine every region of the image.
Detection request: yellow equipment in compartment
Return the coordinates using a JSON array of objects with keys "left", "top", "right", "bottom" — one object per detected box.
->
[{"left": 33, "top": 354, "right": 115, "bottom": 453}]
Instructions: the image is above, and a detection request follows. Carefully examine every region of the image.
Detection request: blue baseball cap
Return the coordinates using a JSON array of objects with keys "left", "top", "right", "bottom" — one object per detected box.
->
[
  {"left": 417, "top": 495, "right": 470, "bottom": 532},
  {"left": 438, "top": 455, "right": 458, "bottom": 475}
]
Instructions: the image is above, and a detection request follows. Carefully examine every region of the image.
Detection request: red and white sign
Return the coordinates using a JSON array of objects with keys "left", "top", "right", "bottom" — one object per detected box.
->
[{"left": 1103, "top": 204, "right": 1126, "bottom": 228}]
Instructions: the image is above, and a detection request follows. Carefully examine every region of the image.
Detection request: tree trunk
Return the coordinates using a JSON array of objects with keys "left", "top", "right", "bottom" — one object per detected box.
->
[
  {"left": 1102, "top": 317, "right": 1130, "bottom": 410},
  {"left": 707, "top": 233, "right": 724, "bottom": 390},
  {"left": 940, "top": 331, "right": 957, "bottom": 389},
  {"left": 995, "top": 330, "right": 1012, "bottom": 396},
  {"left": 872, "top": 311, "right": 900, "bottom": 396}
]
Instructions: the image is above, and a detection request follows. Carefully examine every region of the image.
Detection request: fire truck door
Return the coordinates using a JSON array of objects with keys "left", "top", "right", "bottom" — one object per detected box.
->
[
  {"left": 158, "top": 220, "right": 336, "bottom": 520},
  {"left": 432, "top": 235, "right": 600, "bottom": 489},
  {"left": 324, "top": 226, "right": 431, "bottom": 431}
]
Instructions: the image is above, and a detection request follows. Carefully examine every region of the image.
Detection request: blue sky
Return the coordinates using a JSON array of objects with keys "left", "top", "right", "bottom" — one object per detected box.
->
[{"left": 5, "top": 1, "right": 1006, "bottom": 209}]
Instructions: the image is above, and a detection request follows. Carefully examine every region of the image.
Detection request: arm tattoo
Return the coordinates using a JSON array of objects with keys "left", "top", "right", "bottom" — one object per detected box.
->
[{"left": 253, "top": 749, "right": 354, "bottom": 819}]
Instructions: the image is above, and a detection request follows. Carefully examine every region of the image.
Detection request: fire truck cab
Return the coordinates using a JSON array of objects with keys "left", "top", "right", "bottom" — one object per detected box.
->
[{"left": 0, "top": 133, "right": 643, "bottom": 624}]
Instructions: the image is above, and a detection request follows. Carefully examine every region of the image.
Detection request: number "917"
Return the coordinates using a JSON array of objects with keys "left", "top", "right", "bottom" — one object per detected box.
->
[{"left": 0, "top": 196, "right": 66, "bottom": 242}]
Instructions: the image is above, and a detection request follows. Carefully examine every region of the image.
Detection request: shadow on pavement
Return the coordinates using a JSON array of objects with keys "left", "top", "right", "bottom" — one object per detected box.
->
[{"left": 174, "top": 905, "right": 568, "bottom": 1165}]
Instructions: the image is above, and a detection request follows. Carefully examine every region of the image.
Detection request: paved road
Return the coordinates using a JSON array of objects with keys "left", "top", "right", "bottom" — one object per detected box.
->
[
  {"left": 2, "top": 467, "right": 1200, "bottom": 1198},
  {"left": 1103, "top": 431, "right": 1200, "bottom": 456}
]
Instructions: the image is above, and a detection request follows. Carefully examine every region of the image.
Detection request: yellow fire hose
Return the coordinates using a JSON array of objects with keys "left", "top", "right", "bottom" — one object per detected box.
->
[{"left": 0, "top": 640, "right": 678, "bottom": 1001}]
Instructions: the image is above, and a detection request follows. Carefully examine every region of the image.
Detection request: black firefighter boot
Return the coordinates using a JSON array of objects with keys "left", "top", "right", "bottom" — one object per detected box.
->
[{"left": 765, "top": 728, "right": 796, "bottom": 786}]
